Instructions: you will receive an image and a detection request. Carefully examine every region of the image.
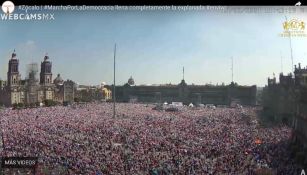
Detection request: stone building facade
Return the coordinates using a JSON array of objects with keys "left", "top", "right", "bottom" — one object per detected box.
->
[
  {"left": 263, "top": 63, "right": 307, "bottom": 164},
  {"left": 0, "top": 50, "right": 75, "bottom": 106},
  {"left": 74, "top": 83, "right": 111, "bottom": 102},
  {"left": 113, "top": 77, "right": 257, "bottom": 106},
  {"left": 262, "top": 72, "right": 296, "bottom": 123},
  {"left": 292, "top": 64, "right": 307, "bottom": 148}
]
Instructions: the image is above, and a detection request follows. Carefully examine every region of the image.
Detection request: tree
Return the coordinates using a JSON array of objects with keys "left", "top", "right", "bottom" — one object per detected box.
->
[
  {"left": 17, "top": 103, "right": 24, "bottom": 108},
  {"left": 74, "top": 97, "right": 80, "bottom": 103},
  {"left": 30, "top": 103, "right": 36, "bottom": 108},
  {"left": 35, "top": 102, "right": 41, "bottom": 107},
  {"left": 12, "top": 103, "right": 18, "bottom": 109},
  {"left": 44, "top": 99, "right": 56, "bottom": 107}
]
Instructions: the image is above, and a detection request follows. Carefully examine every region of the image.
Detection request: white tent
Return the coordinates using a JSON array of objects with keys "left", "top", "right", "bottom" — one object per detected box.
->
[
  {"left": 198, "top": 104, "right": 205, "bottom": 107},
  {"left": 189, "top": 103, "right": 194, "bottom": 107},
  {"left": 171, "top": 102, "right": 183, "bottom": 107},
  {"left": 205, "top": 104, "right": 216, "bottom": 109}
]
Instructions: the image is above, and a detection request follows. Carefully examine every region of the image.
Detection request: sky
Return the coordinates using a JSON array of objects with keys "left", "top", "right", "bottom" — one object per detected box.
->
[{"left": 0, "top": 6, "right": 307, "bottom": 87}]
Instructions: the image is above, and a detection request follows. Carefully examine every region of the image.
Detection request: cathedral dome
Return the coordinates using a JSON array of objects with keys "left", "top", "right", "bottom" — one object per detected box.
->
[
  {"left": 54, "top": 74, "right": 64, "bottom": 85},
  {"left": 128, "top": 76, "right": 135, "bottom": 86}
]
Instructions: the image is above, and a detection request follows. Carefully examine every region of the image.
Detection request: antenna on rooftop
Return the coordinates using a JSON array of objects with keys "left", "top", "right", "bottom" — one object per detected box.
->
[
  {"left": 285, "top": 16, "right": 294, "bottom": 73},
  {"left": 231, "top": 57, "right": 234, "bottom": 83},
  {"left": 183, "top": 66, "right": 185, "bottom": 80},
  {"left": 113, "top": 43, "right": 116, "bottom": 118},
  {"left": 280, "top": 51, "right": 283, "bottom": 73}
]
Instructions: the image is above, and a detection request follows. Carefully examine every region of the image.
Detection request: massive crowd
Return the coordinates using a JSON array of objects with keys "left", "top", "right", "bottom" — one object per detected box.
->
[{"left": 0, "top": 103, "right": 303, "bottom": 174}]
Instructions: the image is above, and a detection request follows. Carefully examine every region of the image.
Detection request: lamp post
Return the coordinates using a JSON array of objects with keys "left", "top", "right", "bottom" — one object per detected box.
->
[{"left": 113, "top": 44, "right": 116, "bottom": 118}]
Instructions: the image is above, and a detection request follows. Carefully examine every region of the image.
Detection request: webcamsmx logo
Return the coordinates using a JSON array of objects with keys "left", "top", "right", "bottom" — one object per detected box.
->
[
  {"left": 1, "top": 1, "right": 14, "bottom": 14},
  {"left": 1, "top": 1, "right": 55, "bottom": 21},
  {"left": 1, "top": 13, "right": 55, "bottom": 20}
]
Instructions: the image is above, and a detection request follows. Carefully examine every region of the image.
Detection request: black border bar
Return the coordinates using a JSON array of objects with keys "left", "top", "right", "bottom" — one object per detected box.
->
[{"left": 3, "top": 0, "right": 305, "bottom": 6}]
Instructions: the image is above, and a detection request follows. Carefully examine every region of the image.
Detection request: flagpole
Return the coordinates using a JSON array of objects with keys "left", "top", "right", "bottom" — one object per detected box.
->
[
  {"left": 231, "top": 57, "right": 234, "bottom": 83},
  {"left": 285, "top": 16, "right": 294, "bottom": 73},
  {"left": 183, "top": 67, "right": 184, "bottom": 80},
  {"left": 280, "top": 51, "right": 283, "bottom": 73},
  {"left": 113, "top": 44, "right": 116, "bottom": 118}
]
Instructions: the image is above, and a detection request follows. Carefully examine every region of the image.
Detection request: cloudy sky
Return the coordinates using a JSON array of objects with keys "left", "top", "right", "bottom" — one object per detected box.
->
[{"left": 0, "top": 7, "right": 307, "bottom": 86}]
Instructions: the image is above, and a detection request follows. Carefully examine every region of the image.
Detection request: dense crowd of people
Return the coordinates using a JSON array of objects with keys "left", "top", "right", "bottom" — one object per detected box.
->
[{"left": 0, "top": 102, "right": 303, "bottom": 174}]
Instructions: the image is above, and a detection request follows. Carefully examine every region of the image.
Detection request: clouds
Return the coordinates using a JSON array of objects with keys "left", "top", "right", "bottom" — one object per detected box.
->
[
  {"left": 0, "top": 40, "right": 46, "bottom": 79},
  {"left": 17, "top": 40, "right": 38, "bottom": 58},
  {"left": 25, "top": 40, "right": 35, "bottom": 46},
  {"left": 15, "top": 40, "right": 42, "bottom": 79}
]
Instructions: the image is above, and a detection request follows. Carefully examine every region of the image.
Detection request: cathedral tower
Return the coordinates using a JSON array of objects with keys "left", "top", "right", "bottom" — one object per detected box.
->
[
  {"left": 40, "top": 54, "right": 54, "bottom": 100},
  {"left": 7, "top": 50, "right": 22, "bottom": 105},
  {"left": 7, "top": 50, "right": 20, "bottom": 86},
  {"left": 40, "top": 54, "right": 52, "bottom": 85}
]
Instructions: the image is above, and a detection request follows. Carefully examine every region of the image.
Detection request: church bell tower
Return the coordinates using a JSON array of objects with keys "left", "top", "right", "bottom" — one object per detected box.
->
[
  {"left": 7, "top": 50, "right": 20, "bottom": 86},
  {"left": 40, "top": 54, "right": 52, "bottom": 85},
  {"left": 7, "top": 50, "right": 22, "bottom": 105},
  {"left": 7, "top": 50, "right": 20, "bottom": 87},
  {"left": 40, "top": 54, "right": 54, "bottom": 101}
]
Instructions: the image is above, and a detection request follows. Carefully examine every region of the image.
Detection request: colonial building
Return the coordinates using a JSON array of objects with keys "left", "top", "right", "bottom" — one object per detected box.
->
[
  {"left": 263, "top": 63, "right": 307, "bottom": 126},
  {"left": 40, "top": 55, "right": 55, "bottom": 101},
  {"left": 52, "top": 74, "right": 77, "bottom": 104},
  {"left": 263, "top": 63, "right": 307, "bottom": 165},
  {"left": 113, "top": 76, "right": 257, "bottom": 106},
  {"left": 74, "top": 83, "right": 112, "bottom": 102},
  {"left": 6, "top": 50, "right": 22, "bottom": 104},
  {"left": 292, "top": 64, "right": 307, "bottom": 148},
  {"left": 0, "top": 50, "right": 75, "bottom": 106},
  {"left": 0, "top": 80, "right": 6, "bottom": 91},
  {"left": 262, "top": 72, "right": 296, "bottom": 123},
  {"left": 102, "top": 83, "right": 112, "bottom": 100},
  {"left": 53, "top": 74, "right": 64, "bottom": 102}
]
